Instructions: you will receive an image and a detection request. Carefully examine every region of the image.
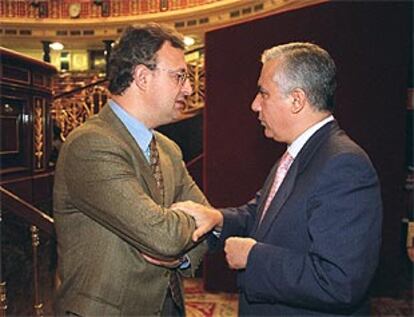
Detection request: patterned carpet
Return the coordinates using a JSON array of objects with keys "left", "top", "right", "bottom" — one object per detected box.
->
[
  {"left": 371, "top": 294, "right": 413, "bottom": 316},
  {"left": 185, "top": 278, "right": 238, "bottom": 317},
  {"left": 184, "top": 278, "right": 413, "bottom": 317}
]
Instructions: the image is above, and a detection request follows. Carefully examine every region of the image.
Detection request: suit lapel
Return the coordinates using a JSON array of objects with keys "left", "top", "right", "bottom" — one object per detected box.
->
[
  {"left": 98, "top": 106, "right": 162, "bottom": 204},
  {"left": 255, "top": 121, "right": 338, "bottom": 239}
]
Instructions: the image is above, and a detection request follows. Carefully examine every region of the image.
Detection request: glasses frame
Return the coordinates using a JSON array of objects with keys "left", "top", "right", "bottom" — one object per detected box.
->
[{"left": 154, "top": 66, "right": 190, "bottom": 86}]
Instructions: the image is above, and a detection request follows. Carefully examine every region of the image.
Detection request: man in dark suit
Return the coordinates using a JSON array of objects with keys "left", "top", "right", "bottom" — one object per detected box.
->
[
  {"left": 174, "top": 42, "right": 382, "bottom": 316},
  {"left": 53, "top": 23, "right": 218, "bottom": 316}
]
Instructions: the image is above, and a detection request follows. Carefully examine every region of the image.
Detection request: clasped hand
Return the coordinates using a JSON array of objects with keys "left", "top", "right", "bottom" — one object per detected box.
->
[
  {"left": 171, "top": 201, "right": 223, "bottom": 242},
  {"left": 172, "top": 201, "right": 257, "bottom": 270},
  {"left": 140, "top": 201, "right": 223, "bottom": 268},
  {"left": 141, "top": 202, "right": 256, "bottom": 270}
]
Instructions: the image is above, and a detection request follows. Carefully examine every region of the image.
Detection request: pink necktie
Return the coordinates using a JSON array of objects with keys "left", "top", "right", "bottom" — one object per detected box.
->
[{"left": 260, "top": 151, "right": 294, "bottom": 223}]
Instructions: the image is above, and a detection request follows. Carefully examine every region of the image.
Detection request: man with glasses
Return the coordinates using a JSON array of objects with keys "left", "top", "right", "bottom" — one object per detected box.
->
[{"left": 53, "top": 23, "right": 218, "bottom": 316}]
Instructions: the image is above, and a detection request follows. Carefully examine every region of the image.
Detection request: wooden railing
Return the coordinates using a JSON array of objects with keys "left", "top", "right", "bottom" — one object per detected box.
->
[
  {"left": 51, "top": 77, "right": 110, "bottom": 141},
  {"left": 0, "top": 187, "right": 54, "bottom": 236},
  {"left": 0, "top": 186, "right": 55, "bottom": 317}
]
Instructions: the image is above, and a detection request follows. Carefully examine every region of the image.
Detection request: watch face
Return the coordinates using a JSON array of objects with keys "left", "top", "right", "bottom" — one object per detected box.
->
[{"left": 69, "top": 3, "right": 81, "bottom": 18}]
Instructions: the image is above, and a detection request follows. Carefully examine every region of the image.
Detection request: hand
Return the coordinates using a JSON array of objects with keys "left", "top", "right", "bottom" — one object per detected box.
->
[
  {"left": 172, "top": 201, "right": 223, "bottom": 242},
  {"left": 141, "top": 253, "right": 181, "bottom": 268},
  {"left": 224, "top": 237, "right": 257, "bottom": 270}
]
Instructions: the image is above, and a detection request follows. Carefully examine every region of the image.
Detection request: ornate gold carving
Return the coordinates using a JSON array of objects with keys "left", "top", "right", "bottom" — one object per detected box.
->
[
  {"left": 34, "top": 303, "right": 44, "bottom": 317},
  {"left": 51, "top": 84, "right": 110, "bottom": 141},
  {"left": 187, "top": 56, "right": 205, "bottom": 114},
  {"left": 30, "top": 225, "right": 40, "bottom": 248},
  {"left": 0, "top": 282, "right": 7, "bottom": 317},
  {"left": 33, "top": 98, "right": 45, "bottom": 170}
]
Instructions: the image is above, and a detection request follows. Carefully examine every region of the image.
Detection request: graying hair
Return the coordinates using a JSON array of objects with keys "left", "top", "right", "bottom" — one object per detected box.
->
[{"left": 261, "top": 42, "right": 336, "bottom": 111}]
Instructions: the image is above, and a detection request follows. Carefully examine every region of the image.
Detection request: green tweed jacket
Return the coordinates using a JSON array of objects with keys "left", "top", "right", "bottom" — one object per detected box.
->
[{"left": 53, "top": 105, "right": 208, "bottom": 316}]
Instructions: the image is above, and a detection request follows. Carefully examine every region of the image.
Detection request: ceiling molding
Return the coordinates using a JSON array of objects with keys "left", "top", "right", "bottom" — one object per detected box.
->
[{"left": 0, "top": 0, "right": 327, "bottom": 50}]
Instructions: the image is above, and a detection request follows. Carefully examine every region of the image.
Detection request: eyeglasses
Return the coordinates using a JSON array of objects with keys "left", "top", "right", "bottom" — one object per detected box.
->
[{"left": 155, "top": 67, "right": 190, "bottom": 86}]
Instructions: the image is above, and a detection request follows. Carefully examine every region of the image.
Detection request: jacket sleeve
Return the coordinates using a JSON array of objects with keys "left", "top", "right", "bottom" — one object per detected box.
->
[
  {"left": 239, "top": 153, "right": 382, "bottom": 312},
  {"left": 219, "top": 192, "right": 262, "bottom": 240},
  {"left": 59, "top": 130, "right": 198, "bottom": 261},
  {"left": 218, "top": 162, "right": 277, "bottom": 242},
  {"left": 168, "top": 141, "right": 209, "bottom": 275},
  {"left": 205, "top": 162, "right": 277, "bottom": 250}
]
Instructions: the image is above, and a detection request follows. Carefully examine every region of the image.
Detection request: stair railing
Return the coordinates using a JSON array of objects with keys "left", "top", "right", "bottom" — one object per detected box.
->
[{"left": 0, "top": 186, "right": 54, "bottom": 317}]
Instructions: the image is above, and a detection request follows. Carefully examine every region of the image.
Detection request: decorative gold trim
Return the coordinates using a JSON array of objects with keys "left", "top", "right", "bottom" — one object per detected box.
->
[
  {"left": 33, "top": 97, "right": 45, "bottom": 170},
  {"left": 0, "top": 0, "right": 327, "bottom": 50},
  {"left": 187, "top": 56, "right": 205, "bottom": 113},
  {"left": 30, "top": 225, "right": 44, "bottom": 317},
  {"left": 0, "top": 281, "right": 7, "bottom": 317},
  {"left": 51, "top": 83, "right": 110, "bottom": 141},
  {"left": 30, "top": 225, "right": 40, "bottom": 248}
]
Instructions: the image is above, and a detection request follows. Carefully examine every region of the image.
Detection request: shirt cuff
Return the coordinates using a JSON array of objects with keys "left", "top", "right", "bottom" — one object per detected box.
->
[
  {"left": 212, "top": 229, "right": 221, "bottom": 238},
  {"left": 179, "top": 254, "right": 191, "bottom": 269}
]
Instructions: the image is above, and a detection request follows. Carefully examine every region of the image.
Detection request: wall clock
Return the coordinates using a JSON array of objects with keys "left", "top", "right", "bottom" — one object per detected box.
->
[{"left": 69, "top": 3, "right": 81, "bottom": 18}]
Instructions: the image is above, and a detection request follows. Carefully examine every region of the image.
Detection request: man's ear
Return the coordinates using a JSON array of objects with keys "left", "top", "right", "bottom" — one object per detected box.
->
[
  {"left": 290, "top": 88, "right": 306, "bottom": 114},
  {"left": 133, "top": 64, "right": 151, "bottom": 90}
]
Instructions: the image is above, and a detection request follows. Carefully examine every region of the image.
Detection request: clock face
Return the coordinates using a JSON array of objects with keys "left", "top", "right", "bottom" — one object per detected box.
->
[{"left": 69, "top": 3, "right": 81, "bottom": 18}]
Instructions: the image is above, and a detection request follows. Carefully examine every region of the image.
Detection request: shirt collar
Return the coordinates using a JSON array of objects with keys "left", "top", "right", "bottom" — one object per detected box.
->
[
  {"left": 108, "top": 100, "right": 153, "bottom": 154},
  {"left": 287, "top": 115, "right": 334, "bottom": 159}
]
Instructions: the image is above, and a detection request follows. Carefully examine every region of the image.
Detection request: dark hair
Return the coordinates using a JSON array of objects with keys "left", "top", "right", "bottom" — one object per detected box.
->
[
  {"left": 262, "top": 42, "right": 337, "bottom": 112},
  {"left": 107, "top": 23, "right": 185, "bottom": 95}
]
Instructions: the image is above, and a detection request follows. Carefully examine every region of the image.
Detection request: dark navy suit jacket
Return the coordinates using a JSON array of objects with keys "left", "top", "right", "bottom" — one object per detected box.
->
[{"left": 216, "top": 121, "right": 382, "bottom": 316}]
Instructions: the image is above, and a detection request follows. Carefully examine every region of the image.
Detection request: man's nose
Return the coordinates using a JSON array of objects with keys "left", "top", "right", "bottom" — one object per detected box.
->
[
  {"left": 251, "top": 94, "right": 261, "bottom": 112},
  {"left": 182, "top": 78, "right": 193, "bottom": 96}
]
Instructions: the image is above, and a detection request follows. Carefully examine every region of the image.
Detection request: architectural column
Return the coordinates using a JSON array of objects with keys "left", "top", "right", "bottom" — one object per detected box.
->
[{"left": 41, "top": 41, "right": 51, "bottom": 63}]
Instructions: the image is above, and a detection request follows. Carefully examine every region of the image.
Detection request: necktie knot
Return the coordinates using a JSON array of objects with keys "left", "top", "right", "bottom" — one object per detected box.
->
[
  {"left": 149, "top": 137, "right": 164, "bottom": 200},
  {"left": 278, "top": 151, "right": 294, "bottom": 173},
  {"left": 149, "top": 137, "right": 157, "bottom": 165}
]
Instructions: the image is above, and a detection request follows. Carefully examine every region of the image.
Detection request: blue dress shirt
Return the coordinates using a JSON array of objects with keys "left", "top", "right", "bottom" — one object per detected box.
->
[{"left": 109, "top": 100, "right": 153, "bottom": 161}]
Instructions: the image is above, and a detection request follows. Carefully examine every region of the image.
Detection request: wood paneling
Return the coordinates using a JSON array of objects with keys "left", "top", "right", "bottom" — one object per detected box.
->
[{"left": 0, "top": 47, "right": 57, "bottom": 206}]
